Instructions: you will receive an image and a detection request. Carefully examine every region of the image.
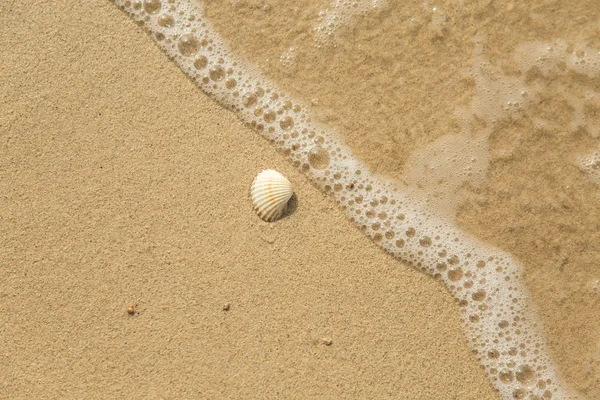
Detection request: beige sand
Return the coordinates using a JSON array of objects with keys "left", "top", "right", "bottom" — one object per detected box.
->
[
  {"left": 204, "top": 0, "right": 600, "bottom": 180},
  {"left": 0, "top": 1, "right": 497, "bottom": 399},
  {"left": 204, "top": 1, "right": 600, "bottom": 396}
]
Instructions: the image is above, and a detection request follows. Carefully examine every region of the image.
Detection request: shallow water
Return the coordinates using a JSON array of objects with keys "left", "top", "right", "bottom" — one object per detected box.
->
[
  {"left": 203, "top": 2, "right": 600, "bottom": 396},
  {"left": 115, "top": 0, "right": 600, "bottom": 398}
]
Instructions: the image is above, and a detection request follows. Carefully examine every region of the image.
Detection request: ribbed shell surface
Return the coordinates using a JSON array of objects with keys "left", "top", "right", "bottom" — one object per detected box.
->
[{"left": 251, "top": 170, "right": 293, "bottom": 222}]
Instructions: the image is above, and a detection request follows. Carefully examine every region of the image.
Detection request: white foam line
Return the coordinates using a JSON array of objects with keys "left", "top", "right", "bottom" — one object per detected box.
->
[{"left": 112, "top": 1, "right": 579, "bottom": 398}]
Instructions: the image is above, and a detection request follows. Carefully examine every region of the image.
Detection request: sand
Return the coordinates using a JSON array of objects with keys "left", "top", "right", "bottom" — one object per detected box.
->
[
  {"left": 203, "top": 1, "right": 600, "bottom": 397},
  {"left": 0, "top": 1, "right": 498, "bottom": 399},
  {"left": 204, "top": 0, "right": 600, "bottom": 180}
]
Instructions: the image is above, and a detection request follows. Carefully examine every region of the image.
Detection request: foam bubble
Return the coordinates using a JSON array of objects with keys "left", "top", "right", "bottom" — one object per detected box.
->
[{"left": 112, "top": 1, "right": 582, "bottom": 398}]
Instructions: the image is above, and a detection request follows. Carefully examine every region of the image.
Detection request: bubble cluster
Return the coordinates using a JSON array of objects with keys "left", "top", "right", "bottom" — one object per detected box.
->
[{"left": 112, "top": 1, "right": 580, "bottom": 398}]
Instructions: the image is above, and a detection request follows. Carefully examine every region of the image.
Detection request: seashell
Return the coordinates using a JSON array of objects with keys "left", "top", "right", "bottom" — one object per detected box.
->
[{"left": 251, "top": 169, "right": 294, "bottom": 222}]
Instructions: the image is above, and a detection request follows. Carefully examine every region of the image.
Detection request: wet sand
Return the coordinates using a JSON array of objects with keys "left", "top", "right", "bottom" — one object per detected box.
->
[
  {"left": 204, "top": 1, "right": 600, "bottom": 396},
  {"left": 0, "top": 1, "right": 498, "bottom": 399}
]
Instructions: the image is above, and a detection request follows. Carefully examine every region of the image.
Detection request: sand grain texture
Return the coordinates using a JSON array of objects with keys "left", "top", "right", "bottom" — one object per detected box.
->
[
  {"left": 203, "top": 1, "right": 600, "bottom": 396},
  {"left": 0, "top": 1, "right": 497, "bottom": 399}
]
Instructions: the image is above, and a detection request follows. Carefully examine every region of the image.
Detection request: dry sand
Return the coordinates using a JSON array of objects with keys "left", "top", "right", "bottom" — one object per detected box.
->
[{"left": 0, "top": 1, "right": 497, "bottom": 399}]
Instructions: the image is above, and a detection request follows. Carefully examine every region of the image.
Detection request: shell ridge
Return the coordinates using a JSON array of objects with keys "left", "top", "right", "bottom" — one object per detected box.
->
[{"left": 250, "top": 169, "right": 294, "bottom": 222}]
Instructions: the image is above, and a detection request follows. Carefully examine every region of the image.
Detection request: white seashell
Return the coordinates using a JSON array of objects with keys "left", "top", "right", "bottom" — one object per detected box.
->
[{"left": 251, "top": 169, "right": 294, "bottom": 222}]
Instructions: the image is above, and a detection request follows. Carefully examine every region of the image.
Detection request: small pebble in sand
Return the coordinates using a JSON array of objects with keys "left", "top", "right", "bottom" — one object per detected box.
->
[
  {"left": 320, "top": 337, "right": 333, "bottom": 346},
  {"left": 223, "top": 303, "right": 231, "bottom": 311},
  {"left": 126, "top": 304, "right": 135, "bottom": 315}
]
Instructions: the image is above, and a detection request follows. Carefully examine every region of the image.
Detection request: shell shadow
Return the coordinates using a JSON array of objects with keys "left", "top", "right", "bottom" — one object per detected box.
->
[{"left": 280, "top": 193, "right": 298, "bottom": 220}]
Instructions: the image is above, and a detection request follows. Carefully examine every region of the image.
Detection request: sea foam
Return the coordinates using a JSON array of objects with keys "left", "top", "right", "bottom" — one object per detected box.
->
[{"left": 112, "top": 1, "right": 586, "bottom": 398}]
